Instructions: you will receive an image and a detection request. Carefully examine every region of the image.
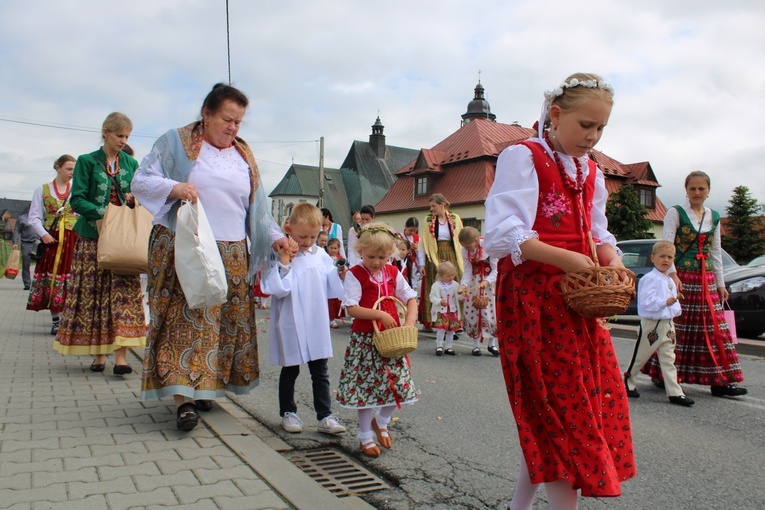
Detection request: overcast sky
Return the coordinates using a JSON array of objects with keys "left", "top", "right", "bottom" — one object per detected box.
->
[{"left": 1, "top": 0, "right": 763, "bottom": 216}]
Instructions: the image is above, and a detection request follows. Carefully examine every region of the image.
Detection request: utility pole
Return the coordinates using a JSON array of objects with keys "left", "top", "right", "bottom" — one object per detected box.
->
[{"left": 318, "top": 136, "right": 325, "bottom": 207}]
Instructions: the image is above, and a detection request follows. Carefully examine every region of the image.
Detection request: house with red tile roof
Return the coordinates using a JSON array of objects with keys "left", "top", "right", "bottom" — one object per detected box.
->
[{"left": 374, "top": 82, "right": 667, "bottom": 238}]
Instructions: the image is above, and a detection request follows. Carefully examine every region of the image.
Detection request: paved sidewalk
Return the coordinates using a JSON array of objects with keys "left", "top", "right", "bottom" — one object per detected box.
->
[{"left": 0, "top": 277, "right": 373, "bottom": 510}]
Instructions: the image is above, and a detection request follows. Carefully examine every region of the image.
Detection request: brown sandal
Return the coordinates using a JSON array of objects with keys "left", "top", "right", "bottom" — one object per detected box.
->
[
  {"left": 372, "top": 417, "right": 392, "bottom": 449},
  {"left": 360, "top": 439, "right": 381, "bottom": 458}
]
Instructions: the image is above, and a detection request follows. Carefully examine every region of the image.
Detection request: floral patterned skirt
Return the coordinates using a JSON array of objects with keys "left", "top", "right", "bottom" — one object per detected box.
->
[
  {"left": 462, "top": 281, "right": 497, "bottom": 341},
  {"left": 140, "top": 225, "right": 259, "bottom": 401},
  {"left": 336, "top": 331, "right": 419, "bottom": 409},
  {"left": 642, "top": 269, "right": 743, "bottom": 386},
  {"left": 433, "top": 312, "right": 461, "bottom": 331},
  {"left": 53, "top": 237, "right": 146, "bottom": 354},
  {"left": 496, "top": 265, "right": 635, "bottom": 497},
  {"left": 27, "top": 229, "right": 77, "bottom": 313},
  {"left": 418, "top": 241, "right": 462, "bottom": 326}
]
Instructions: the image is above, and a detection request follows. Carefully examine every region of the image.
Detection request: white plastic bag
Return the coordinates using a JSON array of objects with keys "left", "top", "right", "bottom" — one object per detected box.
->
[{"left": 175, "top": 200, "right": 228, "bottom": 309}]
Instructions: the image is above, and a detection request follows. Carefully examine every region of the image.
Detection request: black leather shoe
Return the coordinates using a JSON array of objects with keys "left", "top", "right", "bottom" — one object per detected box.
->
[
  {"left": 472, "top": 347, "right": 481, "bottom": 356},
  {"left": 669, "top": 395, "right": 695, "bottom": 406},
  {"left": 711, "top": 384, "right": 748, "bottom": 397},
  {"left": 652, "top": 377, "right": 665, "bottom": 389},
  {"left": 624, "top": 375, "right": 640, "bottom": 398},
  {"left": 113, "top": 365, "right": 133, "bottom": 375},
  {"left": 487, "top": 345, "right": 500, "bottom": 356},
  {"left": 195, "top": 400, "right": 214, "bottom": 412},
  {"left": 444, "top": 348, "right": 456, "bottom": 356},
  {"left": 90, "top": 361, "right": 105, "bottom": 372},
  {"left": 176, "top": 403, "right": 199, "bottom": 431},
  {"left": 436, "top": 347, "right": 444, "bottom": 356}
]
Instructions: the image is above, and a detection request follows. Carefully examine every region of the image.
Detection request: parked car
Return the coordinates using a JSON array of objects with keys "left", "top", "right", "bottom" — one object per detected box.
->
[
  {"left": 617, "top": 239, "right": 765, "bottom": 338},
  {"left": 747, "top": 254, "right": 765, "bottom": 267}
]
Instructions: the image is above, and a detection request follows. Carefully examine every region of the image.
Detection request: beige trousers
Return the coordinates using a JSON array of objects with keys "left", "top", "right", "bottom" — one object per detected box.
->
[{"left": 625, "top": 318, "right": 684, "bottom": 397}]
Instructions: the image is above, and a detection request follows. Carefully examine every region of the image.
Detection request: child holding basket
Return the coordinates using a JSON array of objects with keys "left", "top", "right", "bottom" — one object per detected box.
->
[
  {"left": 484, "top": 73, "right": 635, "bottom": 509},
  {"left": 336, "top": 223, "right": 419, "bottom": 458}
]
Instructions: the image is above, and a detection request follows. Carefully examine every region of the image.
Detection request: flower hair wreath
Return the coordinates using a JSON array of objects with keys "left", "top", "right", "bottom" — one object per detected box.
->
[
  {"left": 543, "top": 78, "right": 614, "bottom": 101},
  {"left": 360, "top": 226, "right": 398, "bottom": 239}
]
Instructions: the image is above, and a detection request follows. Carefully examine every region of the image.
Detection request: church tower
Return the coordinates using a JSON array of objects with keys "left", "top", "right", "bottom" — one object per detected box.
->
[{"left": 461, "top": 81, "right": 496, "bottom": 127}]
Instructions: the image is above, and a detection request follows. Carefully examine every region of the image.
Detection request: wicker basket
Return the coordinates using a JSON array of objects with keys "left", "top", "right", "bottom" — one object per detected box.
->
[
  {"left": 372, "top": 296, "right": 418, "bottom": 358},
  {"left": 559, "top": 233, "right": 636, "bottom": 318},
  {"left": 471, "top": 294, "right": 489, "bottom": 309}
]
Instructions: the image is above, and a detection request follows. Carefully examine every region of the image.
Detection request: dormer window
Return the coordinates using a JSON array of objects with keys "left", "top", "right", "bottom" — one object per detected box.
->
[
  {"left": 639, "top": 188, "right": 655, "bottom": 208},
  {"left": 415, "top": 177, "right": 428, "bottom": 197}
]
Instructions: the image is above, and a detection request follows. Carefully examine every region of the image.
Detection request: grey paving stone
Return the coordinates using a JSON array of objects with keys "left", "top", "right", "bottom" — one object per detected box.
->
[
  {"left": 195, "top": 465, "right": 259, "bottom": 485},
  {"left": 145, "top": 499, "right": 220, "bottom": 510},
  {"left": 32, "top": 466, "right": 99, "bottom": 487},
  {"left": 32, "top": 444, "right": 91, "bottom": 462},
  {"left": 32, "top": 494, "right": 108, "bottom": 510},
  {"left": 91, "top": 441, "right": 148, "bottom": 457},
  {"left": 0, "top": 471, "right": 33, "bottom": 490},
  {"left": 0, "top": 437, "right": 59, "bottom": 453},
  {"left": 214, "top": 493, "right": 292, "bottom": 510},
  {"left": 122, "top": 448, "right": 181, "bottom": 465},
  {"left": 1, "top": 483, "right": 69, "bottom": 506},
  {"left": 2, "top": 457, "right": 63, "bottom": 476},
  {"left": 176, "top": 480, "right": 244, "bottom": 504},
  {"left": 233, "top": 477, "right": 279, "bottom": 497},
  {"left": 134, "top": 470, "right": 200, "bottom": 492},
  {"left": 98, "top": 461, "right": 162, "bottom": 481},
  {"left": 68, "top": 479, "right": 138, "bottom": 500},
  {"left": 158, "top": 456, "right": 219, "bottom": 475},
  {"left": 107, "top": 487, "right": 178, "bottom": 510},
  {"left": 64, "top": 452, "right": 124, "bottom": 470}
]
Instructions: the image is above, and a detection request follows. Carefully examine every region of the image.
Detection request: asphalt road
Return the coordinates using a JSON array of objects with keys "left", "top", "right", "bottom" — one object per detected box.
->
[{"left": 232, "top": 313, "right": 765, "bottom": 510}]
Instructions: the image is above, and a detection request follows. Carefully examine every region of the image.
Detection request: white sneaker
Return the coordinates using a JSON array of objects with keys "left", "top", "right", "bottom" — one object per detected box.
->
[
  {"left": 317, "top": 415, "right": 347, "bottom": 435},
  {"left": 281, "top": 412, "right": 303, "bottom": 433}
]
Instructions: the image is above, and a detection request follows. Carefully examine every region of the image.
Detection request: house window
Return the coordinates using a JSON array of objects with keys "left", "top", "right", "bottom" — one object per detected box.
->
[
  {"left": 415, "top": 177, "right": 428, "bottom": 197},
  {"left": 639, "top": 188, "right": 655, "bottom": 208},
  {"left": 462, "top": 218, "right": 481, "bottom": 233}
]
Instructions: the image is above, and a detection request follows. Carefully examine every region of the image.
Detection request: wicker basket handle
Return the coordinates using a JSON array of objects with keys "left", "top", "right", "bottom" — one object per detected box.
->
[
  {"left": 372, "top": 296, "right": 406, "bottom": 333},
  {"left": 587, "top": 232, "right": 600, "bottom": 268}
]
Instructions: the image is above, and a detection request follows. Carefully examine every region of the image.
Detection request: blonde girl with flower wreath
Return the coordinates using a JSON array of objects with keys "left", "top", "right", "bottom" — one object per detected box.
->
[
  {"left": 485, "top": 73, "right": 635, "bottom": 508},
  {"left": 417, "top": 194, "right": 463, "bottom": 329},
  {"left": 336, "top": 222, "right": 419, "bottom": 458},
  {"left": 429, "top": 261, "right": 461, "bottom": 356},
  {"left": 457, "top": 227, "right": 499, "bottom": 356}
]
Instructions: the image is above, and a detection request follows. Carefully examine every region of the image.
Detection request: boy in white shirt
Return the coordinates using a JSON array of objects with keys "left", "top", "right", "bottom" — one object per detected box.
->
[
  {"left": 262, "top": 203, "right": 348, "bottom": 433},
  {"left": 624, "top": 241, "right": 694, "bottom": 407}
]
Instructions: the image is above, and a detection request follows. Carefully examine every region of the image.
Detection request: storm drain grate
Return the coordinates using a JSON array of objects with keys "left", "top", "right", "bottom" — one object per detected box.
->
[{"left": 284, "top": 447, "right": 389, "bottom": 496}]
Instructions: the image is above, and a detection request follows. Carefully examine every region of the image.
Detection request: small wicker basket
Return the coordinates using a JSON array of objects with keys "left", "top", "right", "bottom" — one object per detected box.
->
[
  {"left": 372, "top": 296, "right": 418, "bottom": 358},
  {"left": 559, "top": 233, "right": 636, "bottom": 318},
  {"left": 471, "top": 293, "right": 489, "bottom": 309}
]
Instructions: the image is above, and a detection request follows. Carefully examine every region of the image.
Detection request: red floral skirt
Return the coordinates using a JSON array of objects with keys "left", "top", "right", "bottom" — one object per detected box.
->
[
  {"left": 496, "top": 265, "right": 635, "bottom": 497},
  {"left": 27, "top": 229, "right": 77, "bottom": 313}
]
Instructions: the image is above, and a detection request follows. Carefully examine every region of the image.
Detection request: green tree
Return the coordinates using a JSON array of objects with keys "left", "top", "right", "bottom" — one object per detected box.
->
[
  {"left": 721, "top": 185, "right": 765, "bottom": 263},
  {"left": 605, "top": 185, "right": 654, "bottom": 240}
]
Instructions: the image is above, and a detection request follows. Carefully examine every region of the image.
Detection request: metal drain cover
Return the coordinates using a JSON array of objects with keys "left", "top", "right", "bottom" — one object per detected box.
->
[{"left": 284, "top": 447, "right": 389, "bottom": 496}]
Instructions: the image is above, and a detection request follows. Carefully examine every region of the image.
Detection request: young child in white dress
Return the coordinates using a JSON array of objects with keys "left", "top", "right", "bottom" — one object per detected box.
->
[
  {"left": 458, "top": 227, "right": 499, "bottom": 356},
  {"left": 262, "top": 203, "right": 347, "bottom": 435},
  {"left": 430, "top": 261, "right": 462, "bottom": 356},
  {"left": 336, "top": 222, "right": 419, "bottom": 458}
]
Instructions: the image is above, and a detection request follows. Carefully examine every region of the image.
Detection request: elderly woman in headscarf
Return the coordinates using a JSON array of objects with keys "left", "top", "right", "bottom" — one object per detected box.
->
[{"left": 132, "top": 83, "right": 288, "bottom": 431}]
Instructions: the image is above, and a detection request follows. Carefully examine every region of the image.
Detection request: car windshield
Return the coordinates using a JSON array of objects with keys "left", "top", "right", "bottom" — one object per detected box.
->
[{"left": 721, "top": 250, "right": 739, "bottom": 269}]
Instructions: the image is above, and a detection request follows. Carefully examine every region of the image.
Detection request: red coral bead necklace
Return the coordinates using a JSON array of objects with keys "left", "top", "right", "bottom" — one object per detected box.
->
[{"left": 544, "top": 131, "right": 584, "bottom": 194}]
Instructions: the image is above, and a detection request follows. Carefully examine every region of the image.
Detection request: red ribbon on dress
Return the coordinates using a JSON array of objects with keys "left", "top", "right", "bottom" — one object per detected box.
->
[{"left": 695, "top": 235, "right": 730, "bottom": 371}]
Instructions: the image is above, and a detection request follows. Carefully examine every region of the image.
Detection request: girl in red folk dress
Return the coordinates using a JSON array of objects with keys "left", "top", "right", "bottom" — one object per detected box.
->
[
  {"left": 484, "top": 73, "right": 635, "bottom": 509},
  {"left": 336, "top": 223, "right": 419, "bottom": 458},
  {"left": 458, "top": 226, "right": 499, "bottom": 356}
]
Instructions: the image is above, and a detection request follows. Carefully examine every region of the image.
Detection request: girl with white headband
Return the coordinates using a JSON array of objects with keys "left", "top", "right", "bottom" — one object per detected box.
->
[{"left": 484, "top": 73, "right": 636, "bottom": 509}]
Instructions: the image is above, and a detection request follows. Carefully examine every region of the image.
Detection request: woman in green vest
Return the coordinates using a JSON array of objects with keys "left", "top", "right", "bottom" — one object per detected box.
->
[
  {"left": 643, "top": 171, "right": 747, "bottom": 397},
  {"left": 53, "top": 113, "right": 146, "bottom": 374},
  {"left": 27, "top": 154, "right": 78, "bottom": 335}
]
